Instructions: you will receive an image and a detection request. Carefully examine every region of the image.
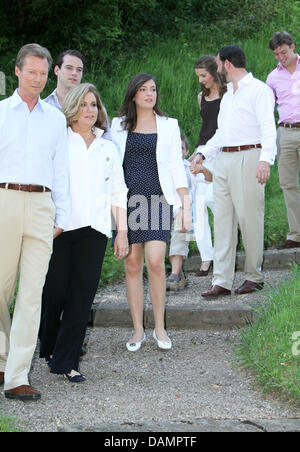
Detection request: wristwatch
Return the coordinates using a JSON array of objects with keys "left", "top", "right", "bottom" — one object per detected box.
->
[{"left": 196, "top": 151, "right": 206, "bottom": 161}]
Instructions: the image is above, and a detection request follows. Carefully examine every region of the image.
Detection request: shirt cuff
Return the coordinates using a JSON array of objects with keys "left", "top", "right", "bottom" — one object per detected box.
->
[
  {"left": 55, "top": 212, "right": 70, "bottom": 231},
  {"left": 259, "top": 151, "right": 276, "bottom": 165}
]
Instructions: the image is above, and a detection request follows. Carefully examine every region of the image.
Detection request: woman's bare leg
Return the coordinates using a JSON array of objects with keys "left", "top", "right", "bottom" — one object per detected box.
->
[
  {"left": 144, "top": 240, "right": 169, "bottom": 342},
  {"left": 124, "top": 243, "right": 145, "bottom": 342}
]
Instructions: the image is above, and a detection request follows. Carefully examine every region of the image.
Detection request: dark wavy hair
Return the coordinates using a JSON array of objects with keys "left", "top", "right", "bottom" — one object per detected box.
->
[
  {"left": 194, "top": 55, "right": 227, "bottom": 98},
  {"left": 118, "top": 73, "right": 167, "bottom": 132},
  {"left": 269, "top": 31, "right": 294, "bottom": 50}
]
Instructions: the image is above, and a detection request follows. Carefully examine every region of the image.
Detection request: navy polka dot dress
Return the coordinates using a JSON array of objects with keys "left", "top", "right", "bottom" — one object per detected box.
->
[{"left": 123, "top": 132, "right": 173, "bottom": 245}]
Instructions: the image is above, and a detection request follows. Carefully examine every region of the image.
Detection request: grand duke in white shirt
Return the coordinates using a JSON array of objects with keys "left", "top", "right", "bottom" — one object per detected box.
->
[{"left": 0, "top": 44, "right": 70, "bottom": 399}]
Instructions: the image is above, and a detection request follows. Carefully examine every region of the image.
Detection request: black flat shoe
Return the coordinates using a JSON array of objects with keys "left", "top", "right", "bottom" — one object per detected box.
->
[{"left": 64, "top": 372, "right": 86, "bottom": 383}]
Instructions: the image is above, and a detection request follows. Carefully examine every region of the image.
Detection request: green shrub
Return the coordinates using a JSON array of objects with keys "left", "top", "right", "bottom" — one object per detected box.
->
[
  {"left": 191, "top": 0, "right": 292, "bottom": 36},
  {"left": 0, "top": 0, "right": 293, "bottom": 75},
  {"left": 235, "top": 265, "right": 300, "bottom": 405}
]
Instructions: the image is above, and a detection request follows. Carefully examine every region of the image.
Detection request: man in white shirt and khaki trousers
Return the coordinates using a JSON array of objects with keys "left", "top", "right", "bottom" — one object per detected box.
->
[
  {"left": 192, "top": 45, "right": 277, "bottom": 298},
  {"left": 0, "top": 44, "right": 70, "bottom": 400}
]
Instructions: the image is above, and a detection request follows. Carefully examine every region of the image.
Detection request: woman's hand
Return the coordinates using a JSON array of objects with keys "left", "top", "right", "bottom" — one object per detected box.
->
[
  {"left": 175, "top": 205, "right": 192, "bottom": 233},
  {"left": 175, "top": 188, "right": 192, "bottom": 232},
  {"left": 53, "top": 225, "right": 63, "bottom": 239},
  {"left": 114, "top": 231, "right": 129, "bottom": 260}
]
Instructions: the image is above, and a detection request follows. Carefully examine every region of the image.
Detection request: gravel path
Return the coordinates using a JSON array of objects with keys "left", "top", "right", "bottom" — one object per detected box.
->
[
  {"left": 0, "top": 268, "right": 298, "bottom": 432},
  {"left": 1, "top": 326, "right": 299, "bottom": 432}
]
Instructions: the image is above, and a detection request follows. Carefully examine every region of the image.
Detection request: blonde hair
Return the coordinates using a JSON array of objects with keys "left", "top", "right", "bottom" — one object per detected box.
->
[{"left": 62, "top": 83, "right": 108, "bottom": 131}]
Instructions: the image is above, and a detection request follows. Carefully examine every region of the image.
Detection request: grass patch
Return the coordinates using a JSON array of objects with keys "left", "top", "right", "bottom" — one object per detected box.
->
[
  {"left": 235, "top": 264, "right": 300, "bottom": 405},
  {"left": 98, "top": 239, "right": 125, "bottom": 289},
  {"left": 0, "top": 415, "right": 23, "bottom": 432}
]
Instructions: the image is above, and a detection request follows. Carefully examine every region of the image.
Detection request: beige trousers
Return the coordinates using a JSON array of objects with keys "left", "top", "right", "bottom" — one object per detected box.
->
[
  {"left": 0, "top": 189, "right": 55, "bottom": 390},
  {"left": 277, "top": 127, "right": 300, "bottom": 242},
  {"left": 212, "top": 149, "right": 265, "bottom": 290}
]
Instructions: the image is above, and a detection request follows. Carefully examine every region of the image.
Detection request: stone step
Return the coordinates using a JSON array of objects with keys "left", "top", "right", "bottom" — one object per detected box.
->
[
  {"left": 58, "top": 418, "right": 300, "bottom": 432},
  {"left": 184, "top": 248, "right": 300, "bottom": 272},
  {"left": 91, "top": 249, "right": 299, "bottom": 330},
  {"left": 91, "top": 302, "right": 255, "bottom": 330}
]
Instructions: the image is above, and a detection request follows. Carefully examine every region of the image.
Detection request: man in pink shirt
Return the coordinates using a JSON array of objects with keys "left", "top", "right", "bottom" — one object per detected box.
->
[{"left": 267, "top": 31, "right": 300, "bottom": 249}]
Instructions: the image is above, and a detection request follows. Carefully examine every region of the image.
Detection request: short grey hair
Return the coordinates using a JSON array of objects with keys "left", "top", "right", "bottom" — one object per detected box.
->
[{"left": 15, "top": 43, "right": 52, "bottom": 71}]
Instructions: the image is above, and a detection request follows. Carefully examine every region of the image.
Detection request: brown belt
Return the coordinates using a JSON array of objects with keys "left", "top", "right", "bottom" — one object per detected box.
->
[
  {"left": 278, "top": 122, "right": 300, "bottom": 129},
  {"left": 0, "top": 183, "right": 51, "bottom": 192},
  {"left": 222, "top": 144, "right": 262, "bottom": 152}
]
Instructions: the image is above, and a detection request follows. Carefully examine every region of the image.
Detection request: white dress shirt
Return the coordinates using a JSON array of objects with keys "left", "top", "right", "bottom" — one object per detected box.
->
[
  {"left": 0, "top": 89, "right": 70, "bottom": 229},
  {"left": 198, "top": 73, "right": 277, "bottom": 165},
  {"left": 66, "top": 127, "right": 128, "bottom": 237}
]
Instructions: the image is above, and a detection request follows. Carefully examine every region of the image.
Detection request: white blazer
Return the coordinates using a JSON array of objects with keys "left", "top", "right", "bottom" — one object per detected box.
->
[{"left": 111, "top": 114, "right": 188, "bottom": 208}]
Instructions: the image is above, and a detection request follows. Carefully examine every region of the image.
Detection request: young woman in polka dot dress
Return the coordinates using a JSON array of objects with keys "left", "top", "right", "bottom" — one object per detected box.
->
[{"left": 111, "top": 73, "right": 192, "bottom": 351}]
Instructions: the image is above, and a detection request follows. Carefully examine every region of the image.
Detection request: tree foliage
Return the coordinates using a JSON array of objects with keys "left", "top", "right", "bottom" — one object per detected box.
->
[
  {"left": 0, "top": 0, "right": 292, "bottom": 69},
  {"left": 193, "top": 0, "right": 293, "bottom": 37}
]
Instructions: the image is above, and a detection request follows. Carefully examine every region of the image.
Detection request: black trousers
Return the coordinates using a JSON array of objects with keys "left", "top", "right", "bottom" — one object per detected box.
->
[{"left": 39, "top": 226, "right": 107, "bottom": 374}]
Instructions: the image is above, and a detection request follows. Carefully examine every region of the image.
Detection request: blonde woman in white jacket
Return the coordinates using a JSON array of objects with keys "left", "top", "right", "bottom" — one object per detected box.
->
[
  {"left": 111, "top": 73, "right": 192, "bottom": 351},
  {"left": 39, "top": 84, "right": 128, "bottom": 382}
]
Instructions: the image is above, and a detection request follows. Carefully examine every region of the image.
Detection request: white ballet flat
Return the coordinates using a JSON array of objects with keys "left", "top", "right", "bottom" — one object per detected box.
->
[
  {"left": 153, "top": 329, "right": 172, "bottom": 350},
  {"left": 126, "top": 332, "right": 146, "bottom": 352}
]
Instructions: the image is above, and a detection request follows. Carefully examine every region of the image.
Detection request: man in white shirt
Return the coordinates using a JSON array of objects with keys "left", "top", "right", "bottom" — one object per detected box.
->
[
  {"left": 192, "top": 45, "right": 277, "bottom": 298},
  {"left": 0, "top": 43, "right": 70, "bottom": 400}
]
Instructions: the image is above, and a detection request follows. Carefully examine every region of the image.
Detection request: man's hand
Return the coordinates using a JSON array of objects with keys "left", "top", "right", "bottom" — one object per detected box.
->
[
  {"left": 190, "top": 153, "right": 203, "bottom": 175},
  {"left": 53, "top": 225, "right": 63, "bottom": 239},
  {"left": 256, "top": 161, "right": 270, "bottom": 184}
]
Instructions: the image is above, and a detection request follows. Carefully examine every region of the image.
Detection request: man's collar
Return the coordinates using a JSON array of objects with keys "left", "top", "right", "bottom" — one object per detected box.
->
[
  {"left": 10, "top": 89, "right": 46, "bottom": 112},
  {"left": 227, "top": 72, "right": 253, "bottom": 93},
  {"left": 49, "top": 88, "right": 59, "bottom": 102}
]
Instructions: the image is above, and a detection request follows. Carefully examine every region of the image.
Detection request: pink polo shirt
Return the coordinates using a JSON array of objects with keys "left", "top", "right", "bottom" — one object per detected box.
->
[{"left": 266, "top": 54, "right": 300, "bottom": 124}]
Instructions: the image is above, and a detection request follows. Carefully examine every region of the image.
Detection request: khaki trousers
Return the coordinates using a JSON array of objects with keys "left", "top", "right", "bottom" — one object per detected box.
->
[
  {"left": 169, "top": 218, "right": 190, "bottom": 258},
  {"left": 0, "top": 189, "right": 55, "bottom": 390},
  {"left": 277, "top": 127, "right": 300, "bottom": 242},
  {"left": 212, "top": 150, "right": 265, "bottom": 290}
]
